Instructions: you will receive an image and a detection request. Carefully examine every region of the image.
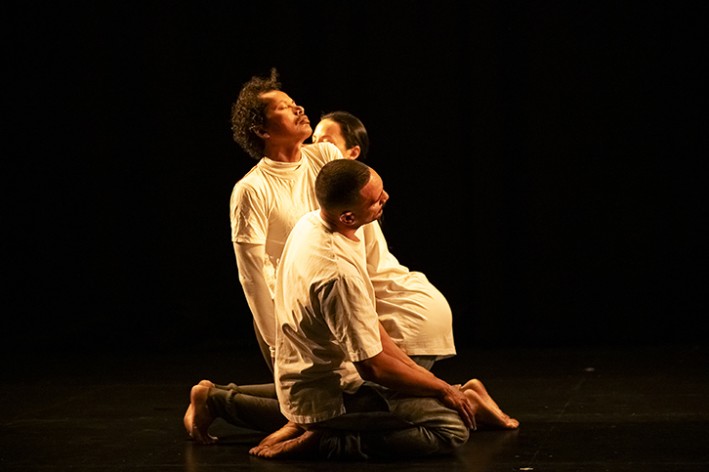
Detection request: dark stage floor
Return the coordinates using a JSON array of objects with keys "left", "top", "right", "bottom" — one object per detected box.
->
[{"left": 2, "top": 343, "right": 707, "bottom": 471}]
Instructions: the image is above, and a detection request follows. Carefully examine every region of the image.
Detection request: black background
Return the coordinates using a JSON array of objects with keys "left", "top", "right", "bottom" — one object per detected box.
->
[{"left": 5, "top": 1, "right": 705, "bottom": 357}]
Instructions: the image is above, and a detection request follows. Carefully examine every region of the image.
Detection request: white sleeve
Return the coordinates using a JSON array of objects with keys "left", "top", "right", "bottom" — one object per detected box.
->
[
  {"left": 363, "top": 221, "right": 408, "bottom": 284},
  {"left": 233, "top": 241, "right": 276, "bottom": 350}
]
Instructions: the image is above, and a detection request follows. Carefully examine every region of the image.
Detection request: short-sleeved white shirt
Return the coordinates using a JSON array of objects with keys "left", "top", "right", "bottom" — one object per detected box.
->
[{"left": 274, "top": 211, "right": 383, "bottom": 424}]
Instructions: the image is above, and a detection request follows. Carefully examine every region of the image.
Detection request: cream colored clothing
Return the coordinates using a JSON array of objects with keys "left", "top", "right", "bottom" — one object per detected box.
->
[
  {"left": 363, "top": 222, "right": 456, "bottom": 359},
  {"left": 229, "top": 143, "right": 341, "bottom": 349},
  {"left": 274, "top": 211, "right": 382, "bottom": 424},
  {"left": 229, "top": 142, "right": 456, "bottom": 361}
]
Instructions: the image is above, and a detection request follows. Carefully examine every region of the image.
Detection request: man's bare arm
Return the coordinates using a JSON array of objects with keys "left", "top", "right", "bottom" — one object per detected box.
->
[{"left": 355, "top": 330, "right": 475, "bottom": 428}]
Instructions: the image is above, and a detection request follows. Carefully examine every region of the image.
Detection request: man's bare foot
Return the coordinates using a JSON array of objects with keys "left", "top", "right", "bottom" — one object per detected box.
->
[
  {"left": 464, "top": 389, "right": 519, "bottom": 429},
  {"left": 249, "top": 428, "right": 321, "bottom": 459},
  {"left": 461, "top": 380, "right": 519, "bottom": 430},
  {"left": 460, "top": 379, "right": 506, "bottom": 416},
  {"left": 183, "top": 384, "right": 218, "bottom": 444},
  {"left": 198, "top": 379, "right": 215, "bottom": 388},
  {"left": 254, "top": 421, "right": 304, "bottom": 449}
]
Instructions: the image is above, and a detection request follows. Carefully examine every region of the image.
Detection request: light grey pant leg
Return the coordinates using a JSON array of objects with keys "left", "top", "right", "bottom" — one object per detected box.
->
[
  {"left": 207, "top": 383, "right": 285, "bottom": 433},
  {"left": 360, "top": 394, "right": 470, "bottom": 459},
  {"left": 314, "top": 385, "right": 469, "bottom": 460}
]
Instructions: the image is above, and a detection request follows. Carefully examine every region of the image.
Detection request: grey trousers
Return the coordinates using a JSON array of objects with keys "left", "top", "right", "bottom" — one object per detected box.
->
[
  {"left": 314, "top": 383, "right": 469, "bottom": 460},
  {"left": 206, "top": 354, "right": 437, "bottom": 435},
  {"left": 207, "top": 383, "right": 285, "bottom": 433},
  {"left": 206, "top": 380, "right": 468, "bottom": 460}
]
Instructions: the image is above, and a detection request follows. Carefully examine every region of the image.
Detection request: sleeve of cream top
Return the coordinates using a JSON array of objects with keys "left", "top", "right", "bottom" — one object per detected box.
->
[{"left": 233, "top": 241, "right": 276, "bottom": 352}]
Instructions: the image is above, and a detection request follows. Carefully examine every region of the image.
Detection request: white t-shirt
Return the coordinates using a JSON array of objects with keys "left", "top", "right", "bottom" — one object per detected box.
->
[{"left": 274, "top": 211, "right": 382, "bottom": 424}]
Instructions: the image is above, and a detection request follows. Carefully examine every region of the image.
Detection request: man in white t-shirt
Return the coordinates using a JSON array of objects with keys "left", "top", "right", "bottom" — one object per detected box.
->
[{"left": 251, "top": 159, "right": 493, "bottom": 460}]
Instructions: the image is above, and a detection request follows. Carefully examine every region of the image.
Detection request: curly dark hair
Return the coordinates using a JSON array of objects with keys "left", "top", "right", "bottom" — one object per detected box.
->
[{"left": 230, "top": 68, "right": 281, "bottom": 160}]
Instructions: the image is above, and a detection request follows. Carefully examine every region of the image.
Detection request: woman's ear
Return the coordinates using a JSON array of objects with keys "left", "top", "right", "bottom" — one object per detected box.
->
[{"left": 346, "top": 146, "right": 361, "bottom": 160}]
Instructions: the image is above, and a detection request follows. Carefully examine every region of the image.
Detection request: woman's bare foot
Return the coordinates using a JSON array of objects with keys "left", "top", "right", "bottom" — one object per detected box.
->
[
  {"left": 183, "top": 384, "right": 218, "bottom": 444},
  {"left": 198, "top": 379, "right": 215, "bottom": 388},
  {"left": 461, "top": 379, "right": 519, "bottom": 430},
  {"left": 249, "top": 428, "right": 321, "bottom": 459}
]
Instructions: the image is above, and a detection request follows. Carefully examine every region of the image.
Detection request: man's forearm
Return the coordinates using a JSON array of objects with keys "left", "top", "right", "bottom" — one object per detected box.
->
[{"left": 356, "top": 347, "right": 449, "bottom": 398}]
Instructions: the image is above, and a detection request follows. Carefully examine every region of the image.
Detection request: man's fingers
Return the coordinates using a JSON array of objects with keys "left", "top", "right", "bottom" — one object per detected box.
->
[
  {"left": 462, "top": 397, "right": 476, "bottom": 429},
  {"left": 467, "top": 403, "right": 477, "bottom": 430}
]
